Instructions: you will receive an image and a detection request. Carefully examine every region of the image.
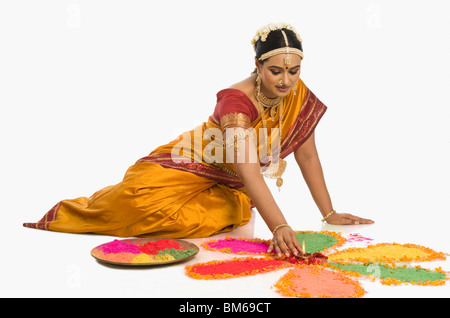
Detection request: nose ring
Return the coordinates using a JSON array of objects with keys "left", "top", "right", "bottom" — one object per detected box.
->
[{"left": 279, "top": 80, "right": 284, "bottom": 86}]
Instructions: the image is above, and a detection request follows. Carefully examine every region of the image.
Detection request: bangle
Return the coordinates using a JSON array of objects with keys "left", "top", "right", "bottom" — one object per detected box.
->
[
  {"left": 321, "top": 209, "right": 336, "bottom": 222},
  {"left": 272, "top": 223, "right": 290, "bottom": 235}
]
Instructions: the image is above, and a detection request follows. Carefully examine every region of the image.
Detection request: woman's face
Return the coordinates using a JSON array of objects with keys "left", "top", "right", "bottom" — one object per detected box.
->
[{"left": 256, "top": 54, "right": 302, "bottom": 98}]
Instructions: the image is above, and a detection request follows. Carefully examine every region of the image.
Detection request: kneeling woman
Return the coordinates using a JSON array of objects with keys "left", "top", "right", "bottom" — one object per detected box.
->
[{"left": 24, "top": 23, "right": 374, "bottom": 257}]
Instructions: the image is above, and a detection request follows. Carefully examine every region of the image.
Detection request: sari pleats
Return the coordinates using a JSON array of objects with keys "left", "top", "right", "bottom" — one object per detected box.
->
[{"left": 24, "top": 163, "right": 251, "bottom": 238}]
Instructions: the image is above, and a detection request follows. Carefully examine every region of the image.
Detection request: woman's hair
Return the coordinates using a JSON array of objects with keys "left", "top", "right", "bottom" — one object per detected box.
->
[{"left": 253, "top": 28, "right": 303, "bottom": 65}]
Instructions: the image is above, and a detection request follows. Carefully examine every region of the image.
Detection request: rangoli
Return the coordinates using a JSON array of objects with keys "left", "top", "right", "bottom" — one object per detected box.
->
[{"left": 185, "top": 231, "right": 449, "bottom": 298}]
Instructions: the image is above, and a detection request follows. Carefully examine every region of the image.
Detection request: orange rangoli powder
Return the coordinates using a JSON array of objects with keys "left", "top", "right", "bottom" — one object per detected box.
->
[{"left": 275, "top": 265, "right": 365, "bottom": 298}]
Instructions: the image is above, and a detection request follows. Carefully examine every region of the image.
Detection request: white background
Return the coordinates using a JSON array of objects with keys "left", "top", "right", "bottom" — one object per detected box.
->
[{"left": 1, "top": 0, "right": 449, "bottom": 298}]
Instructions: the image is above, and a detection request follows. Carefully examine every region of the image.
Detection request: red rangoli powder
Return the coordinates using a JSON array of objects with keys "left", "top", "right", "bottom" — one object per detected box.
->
[
  {"left": 139, "top": 239, "right": 184, "bottom": 255},
  {"left": 186, "top": 257, "right": 288, "bottom": 279}
]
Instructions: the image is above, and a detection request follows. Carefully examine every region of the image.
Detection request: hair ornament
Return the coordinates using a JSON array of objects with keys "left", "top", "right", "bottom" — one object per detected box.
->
[{"left": 251, "top": 23, "right": 303, "bottom": 46}]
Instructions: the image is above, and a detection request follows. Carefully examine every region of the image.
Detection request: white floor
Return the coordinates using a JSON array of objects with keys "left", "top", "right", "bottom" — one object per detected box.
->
[{"left": 3, "top": 204, "right": 449, "bottom": 298}]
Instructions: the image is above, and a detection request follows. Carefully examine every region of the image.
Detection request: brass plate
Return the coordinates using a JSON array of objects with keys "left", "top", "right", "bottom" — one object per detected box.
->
[{"left": 91, "top": 237, "right": 199, "bottom": 266}]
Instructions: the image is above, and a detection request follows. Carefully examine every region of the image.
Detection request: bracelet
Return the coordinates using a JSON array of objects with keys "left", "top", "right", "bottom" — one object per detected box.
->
[
  {"left": 321, "top": 209, "right": 336, "bottom": 222},
  {"left": 272, "top": 223, "right": 290, "bottom": 235}
]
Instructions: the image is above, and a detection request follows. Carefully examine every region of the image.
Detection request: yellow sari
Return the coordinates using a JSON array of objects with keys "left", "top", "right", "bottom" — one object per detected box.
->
[{"left": 23, "top": 79, "right": 327, "bottom": 238}]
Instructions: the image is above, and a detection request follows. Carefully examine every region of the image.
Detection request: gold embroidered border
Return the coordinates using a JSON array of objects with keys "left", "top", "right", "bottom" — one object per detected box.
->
[
  {"left": 137, "top": 153, "right": 244, "bottom": 189},
  {"left": 280, "top": 90, "right": 327, "bottom": 158},
  {"left": 220, "top": 113, "right": 251, "bottom": 131}
]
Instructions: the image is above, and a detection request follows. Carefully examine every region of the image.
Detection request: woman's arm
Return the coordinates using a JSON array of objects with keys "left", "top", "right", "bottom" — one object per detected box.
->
[
  {"left": 225, "top": 127, "right": 303, "bottom": 257},
  {"left": 294, "top": 132, "right": 374, "bottom": 225}
]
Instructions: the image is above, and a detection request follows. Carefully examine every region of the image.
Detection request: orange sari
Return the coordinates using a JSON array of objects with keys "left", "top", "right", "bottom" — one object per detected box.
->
[{"left": 23, "top": 79, "right": 327, "bottom": 238}]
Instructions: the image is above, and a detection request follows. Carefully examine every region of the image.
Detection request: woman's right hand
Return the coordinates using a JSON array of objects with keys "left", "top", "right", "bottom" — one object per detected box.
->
[{"left": 268, "top": 226, "right": 304, "bottom": 258}]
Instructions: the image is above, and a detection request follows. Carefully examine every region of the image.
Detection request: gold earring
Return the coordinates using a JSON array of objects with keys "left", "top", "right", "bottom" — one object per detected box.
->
[{"left": 256, "top": 72, "right": 261, "bottom": 90}]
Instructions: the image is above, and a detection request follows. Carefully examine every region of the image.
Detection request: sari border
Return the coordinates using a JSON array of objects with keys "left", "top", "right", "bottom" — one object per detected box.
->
[
  {"left": 281, "top": 89, "right": 327, "bottom": 158},
  {"left": 136, "top": 153, "right": 245, "bottom": 190},
  {"left": 136, "top": 89, "right": 326, "bottom": 190},
  {"left": 23, "top": 201, "right": 61, "bottom": 231}
]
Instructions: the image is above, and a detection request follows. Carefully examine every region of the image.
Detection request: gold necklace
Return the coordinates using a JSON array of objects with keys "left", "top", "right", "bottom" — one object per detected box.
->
[
  {"left": 254, "top": 77, "right": 287, "bottom": 190},
  {"left": 254, "top": 75, "right": 283, "bottom": 117},
  {"left": 255, "top": 89, "right": 283, "bottom": 108}
]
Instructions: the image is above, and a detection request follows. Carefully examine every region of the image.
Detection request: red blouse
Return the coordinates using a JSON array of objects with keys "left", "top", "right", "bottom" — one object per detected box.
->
[{"left": 210, "top": 89, "right": 260, "bottom": 129}]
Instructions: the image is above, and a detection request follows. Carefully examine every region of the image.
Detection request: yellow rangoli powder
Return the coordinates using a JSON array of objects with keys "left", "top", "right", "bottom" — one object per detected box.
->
[{"left": 328, "top": 243, "right": 446, "bottom": 263}]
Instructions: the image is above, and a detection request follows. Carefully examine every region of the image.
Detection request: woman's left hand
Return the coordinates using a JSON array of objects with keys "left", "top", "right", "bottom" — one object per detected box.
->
[{"left": 325, "top": 212, "right": 374, "bottom": 225}]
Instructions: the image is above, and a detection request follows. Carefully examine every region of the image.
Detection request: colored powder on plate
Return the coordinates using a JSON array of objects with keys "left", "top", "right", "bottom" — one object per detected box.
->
[
  {"left": 186, "top": 257, "right": 287, "bottom": 279},
  {"left": 97, "top": 239, "right": 141, "bottom": 254},
  {"left": 327, "top": 243, "right": 446, "bottom": 263},
  {"left": 205, "top": 238, "right": 270, "bottom": 254},
  {"left": 329, "top": 262, "right": 448, "bottom": 285},
  {"left": 101, "top": 252, "right": 137, "bottom": 263},
  {"left": 139, "top": 244, "right": 159, "bottom": 255},
  {"left": 295, "top": 232, "right": 339, "bottom": 253},
  {"left": 154, "top": 254, "right": 176, "bottom": 262},
  {"left": 159, "top": 248, "right": 197, "bottom": 259},
  {"left": 131, "top": 253, "right": 176, "bottom": 263},
  {"left": 275, "top": 266, "right": 365, "bottom": 298},
  {"left": 139, "top": 239, "right": 184, "bottom": 255},
  {"left": 132, "top": 253, "right": 157, "bottom": 263}
]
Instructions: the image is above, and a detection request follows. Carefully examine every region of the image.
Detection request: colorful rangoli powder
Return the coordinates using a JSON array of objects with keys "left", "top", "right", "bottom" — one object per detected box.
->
[
  {"left": 92, "top": 238, "right": 197, "bottom": 264},
  {"left": 183, "top": 231, "right": 449, "bottom": 298},
  {"left": 132, "top": 253, "right": 176, "bottom": 263},
  {"left": 274, "top": 265, "right": 365, "bottom": 298},
  {"left": 295, "top": 231, "right": 346, "bottom": 254},
  {"left": 132, "top": 253, "right": 158, "bottom": 263},
  {"left": 327, "top": 243, "right": 446, "bottom": 263},
  {"left": 202, "top": 236, "right": 271, "bottom": 254},
  {"left": 346, "top": 233, "right": 374, "bottom": 243},
  {"left": 160, "top": 248, "right": 197, "bottom": 259},
  {"left": 139, "top": 239, "right": 184, "bottom": 255},
  {"left": 96, "top": 251, "right": 137, "bottom": 263},
  {"left": 327, "top": 262, "right": 448, "bottom": 286},
  {"left": 97, "top": 239, "right": 141, "bottom": 254},
  {"left": 185, "top": 257, "right": 288, "bottom": 279}
]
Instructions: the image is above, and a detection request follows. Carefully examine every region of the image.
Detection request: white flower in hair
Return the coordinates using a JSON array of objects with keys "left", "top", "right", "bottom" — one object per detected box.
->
[{"left": 251, "top": 22, "right": 303, "bottom": 46}]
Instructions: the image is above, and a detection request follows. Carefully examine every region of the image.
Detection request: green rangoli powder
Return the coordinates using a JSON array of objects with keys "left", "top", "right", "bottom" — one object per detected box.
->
[
  {"left": 329, "top": 262, "right": 447, "bottom": 284},
  {"left": 295, "top": 232, "right": 338, "bottom": 253},
  {"left": 158, "top": 248, "right": 197, "bottom": 259}
]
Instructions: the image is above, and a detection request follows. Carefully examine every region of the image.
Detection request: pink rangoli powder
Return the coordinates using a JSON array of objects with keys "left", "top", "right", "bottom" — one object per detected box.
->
[
  {"left": 97, "top": 239, "right": 141, "bottom": 254},
  {"left": 345, "top": 233, "right": 373, "bottom": 243},
  {"left": 204, "top": 237, "right": 270, "bottom": 254}
]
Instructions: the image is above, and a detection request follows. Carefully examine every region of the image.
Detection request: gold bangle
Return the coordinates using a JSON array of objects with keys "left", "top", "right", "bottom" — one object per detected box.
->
[
  {"left": 321, "top": 210, "right": 336, "bottom": 222},
  {"left": 272, "top": 223, "right": 290, "bottom": 235}
]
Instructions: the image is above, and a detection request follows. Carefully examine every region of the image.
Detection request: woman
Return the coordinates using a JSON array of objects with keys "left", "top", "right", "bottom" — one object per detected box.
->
[{"left": 24, "top": 23, "right": 373, "bottom": 257}]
